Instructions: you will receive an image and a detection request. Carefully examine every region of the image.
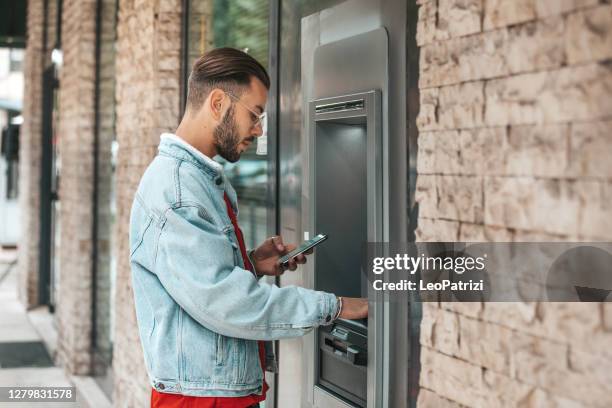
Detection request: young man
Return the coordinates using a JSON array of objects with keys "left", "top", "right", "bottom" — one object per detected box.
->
[{"left": 129, "top": 48, "right": 368, "bottom": 407}]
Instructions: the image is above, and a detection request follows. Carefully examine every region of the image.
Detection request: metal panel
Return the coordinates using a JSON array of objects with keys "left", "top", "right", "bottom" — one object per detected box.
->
[
  {"left": 277, "top": 1, "right": 407, "bottom": 407},
  {"left": 314, "top": 385, "right": 354, "bottom": 408},
  {"left": 302, "top": 27, "right": 388, "bottom": 408}
]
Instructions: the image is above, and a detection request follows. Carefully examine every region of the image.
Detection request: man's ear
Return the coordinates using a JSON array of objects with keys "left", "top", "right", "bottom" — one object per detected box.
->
[{"left": 208, "top": 89, "right": 227, "bottom": 122}]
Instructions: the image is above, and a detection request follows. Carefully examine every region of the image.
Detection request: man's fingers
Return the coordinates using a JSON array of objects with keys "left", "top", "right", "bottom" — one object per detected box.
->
[
  {"left": 272, "top": 235, "right": 285, "bottom": 252},
  {"left": 294, "top": 253, "right": 307, "bottom": 264},
  {"left": 287, "top": 259, "right": 298, "bottom": 271}
]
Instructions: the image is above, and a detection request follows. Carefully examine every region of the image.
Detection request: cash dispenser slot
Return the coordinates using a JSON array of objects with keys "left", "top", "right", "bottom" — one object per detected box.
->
[
  {"left": 315, "top": 99, "right": 365, "bottom": 114},
  {"left": 322, "top": 326, "right": 367, "bottom": 366}
]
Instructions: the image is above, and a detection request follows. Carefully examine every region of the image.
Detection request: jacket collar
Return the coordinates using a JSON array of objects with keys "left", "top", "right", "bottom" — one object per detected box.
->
[
  {"left": 158, "top": 133, "right": 224, "bottom": 181},
  {"left": 158, "top": 134, "right": 238, "bottom": 212}
]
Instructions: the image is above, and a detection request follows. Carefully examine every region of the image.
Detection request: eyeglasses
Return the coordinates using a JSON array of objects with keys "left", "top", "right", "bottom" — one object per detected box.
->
[{"left": 226, "top": 92, "right": 266, "bottom": 130}]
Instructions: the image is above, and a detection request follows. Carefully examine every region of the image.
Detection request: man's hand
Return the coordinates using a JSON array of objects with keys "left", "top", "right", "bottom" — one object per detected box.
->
[
  {"left": 338, "top": 297, "right": 368, "bottom": 320},
  {"left": 251, "top": 236, "right": 311, "bottom": 276}
]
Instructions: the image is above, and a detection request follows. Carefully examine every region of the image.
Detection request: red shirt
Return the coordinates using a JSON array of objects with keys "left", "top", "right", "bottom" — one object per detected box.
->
[{"left": 151, "top": 192, "right": 268, "bottom": 408}]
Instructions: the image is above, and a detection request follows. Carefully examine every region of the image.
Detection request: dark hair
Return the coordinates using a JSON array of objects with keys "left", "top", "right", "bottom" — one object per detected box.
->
[{"left": 186, "top": 47, "right": 270, "bottom": 111}]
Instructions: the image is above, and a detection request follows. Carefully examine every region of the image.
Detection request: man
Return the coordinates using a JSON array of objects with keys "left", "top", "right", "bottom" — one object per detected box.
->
[{"left": 130, "top": 47, "right": 368, "bottom": 407}]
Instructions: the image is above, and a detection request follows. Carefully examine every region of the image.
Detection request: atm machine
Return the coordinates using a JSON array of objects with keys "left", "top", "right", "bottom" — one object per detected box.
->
[{"left": 296, "top": 1, "right": 409, "bottom": 407}]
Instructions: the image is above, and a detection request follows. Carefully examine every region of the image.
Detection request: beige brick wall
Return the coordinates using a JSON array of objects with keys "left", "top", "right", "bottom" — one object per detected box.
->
[
  {"left": 18, "top": 0, "right": 46, "bottom": 308},
  {"left": 113, "top": 0, "right": 182, "bottom": 405},
  {"left": 54, "top": 0, "right": 98, "bottom": 375},
  {"left": 415, "top": 1, "right": 612, "bottom": 406}
]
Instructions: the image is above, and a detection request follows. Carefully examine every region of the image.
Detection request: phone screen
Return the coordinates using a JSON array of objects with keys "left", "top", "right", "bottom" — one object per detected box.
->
[{"left": 279, "top": 233, "right": 328, "bottom": 266}]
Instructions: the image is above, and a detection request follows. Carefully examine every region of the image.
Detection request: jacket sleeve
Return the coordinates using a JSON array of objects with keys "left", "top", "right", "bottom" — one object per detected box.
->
[{"left": 151, "top": 204, "right": 339, "bottom": 341}]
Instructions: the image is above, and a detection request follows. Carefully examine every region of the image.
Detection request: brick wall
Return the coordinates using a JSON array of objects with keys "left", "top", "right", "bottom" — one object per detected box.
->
[
  {"left": 113, "top": 0, "right": 182, "bottom": 405},
  {"left": 18, "top": 0, "right": 45, "bottom": 308},
  {"left": 414, "top": 1, "right": 612, "bottom": 406},
  {"left": 54, "top": 0, "right": 98, "bottom": 375}
]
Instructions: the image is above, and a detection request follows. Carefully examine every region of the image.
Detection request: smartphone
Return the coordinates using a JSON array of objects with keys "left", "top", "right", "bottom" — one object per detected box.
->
[{"left": 279, "top": 233, "right": 328, "bottom": 267}]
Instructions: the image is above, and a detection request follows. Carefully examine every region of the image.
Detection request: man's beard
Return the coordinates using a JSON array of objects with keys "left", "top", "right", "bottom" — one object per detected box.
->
[{"left": 213, "top": 105, "right": 241, "bottom": 163}]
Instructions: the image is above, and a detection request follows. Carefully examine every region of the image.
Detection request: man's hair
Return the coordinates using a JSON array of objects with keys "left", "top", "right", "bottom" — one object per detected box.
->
[{"left": 186, "top": 47, "right": 270, "bottom": 111}]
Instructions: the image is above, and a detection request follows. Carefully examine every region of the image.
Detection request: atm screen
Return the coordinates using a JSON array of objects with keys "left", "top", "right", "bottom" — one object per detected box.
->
[{"left": 314, "top": 122, "right": 368, "bottom": 304}]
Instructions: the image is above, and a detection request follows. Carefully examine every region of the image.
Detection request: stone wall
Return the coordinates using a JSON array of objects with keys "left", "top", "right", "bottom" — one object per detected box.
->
[
  {"left": 414, "top": 1, "right": 612, "bottom": 406},
  {"left": 113, "top": 0, "right": 182, "bottom": 405}
]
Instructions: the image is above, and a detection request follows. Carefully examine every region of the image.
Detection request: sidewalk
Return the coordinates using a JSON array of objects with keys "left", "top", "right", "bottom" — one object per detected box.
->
[{"left": 0, "top": 249, "right": 82, "bottom": 407}]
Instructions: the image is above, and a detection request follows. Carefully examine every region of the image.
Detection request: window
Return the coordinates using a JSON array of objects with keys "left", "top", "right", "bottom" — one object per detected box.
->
[
  {"left": 185, "top": 0, "right": 270, "bottom": 249},
  {"left": 9, "top": 48, "right": 24, "bottom": 72},
  {"left": 1, "top": 122, "right": 19, "bottom": 199}
]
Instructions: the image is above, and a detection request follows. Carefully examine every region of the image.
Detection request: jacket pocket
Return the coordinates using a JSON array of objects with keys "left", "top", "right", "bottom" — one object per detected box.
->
[{"left": 238, "top": 339, "right": 260, "bottom": 384}]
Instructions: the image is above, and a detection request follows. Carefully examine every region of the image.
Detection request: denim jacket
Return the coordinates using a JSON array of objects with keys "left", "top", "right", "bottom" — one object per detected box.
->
[{"left": 129, "top": 134, "right": 339, "bottom": 397}]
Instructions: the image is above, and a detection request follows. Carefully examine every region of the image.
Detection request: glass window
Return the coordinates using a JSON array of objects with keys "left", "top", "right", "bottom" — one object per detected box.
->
[
  {"left": 186, "top": 0, "right": 270, "bottom": 249},
  {"left": 2, "top": 122, "right": 20, "bottom": 199},
  {"left": 9, "top": 49, "right": 24, "bottom": 72}
]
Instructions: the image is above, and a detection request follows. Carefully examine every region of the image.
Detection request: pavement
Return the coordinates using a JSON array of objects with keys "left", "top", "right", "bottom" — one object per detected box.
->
[{"left": 0, "top": 249, "right": 84, "bottom": 407}]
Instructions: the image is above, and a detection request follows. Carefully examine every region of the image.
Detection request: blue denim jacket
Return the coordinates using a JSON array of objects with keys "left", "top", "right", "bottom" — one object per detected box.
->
[{"left": 129, "top": 134, "right": 338, "bottom": 397}]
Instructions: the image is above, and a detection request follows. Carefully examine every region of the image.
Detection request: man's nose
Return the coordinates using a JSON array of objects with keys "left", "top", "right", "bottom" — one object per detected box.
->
[{"left": 251, "top": 124, "right": 264, "bottom": 137}]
